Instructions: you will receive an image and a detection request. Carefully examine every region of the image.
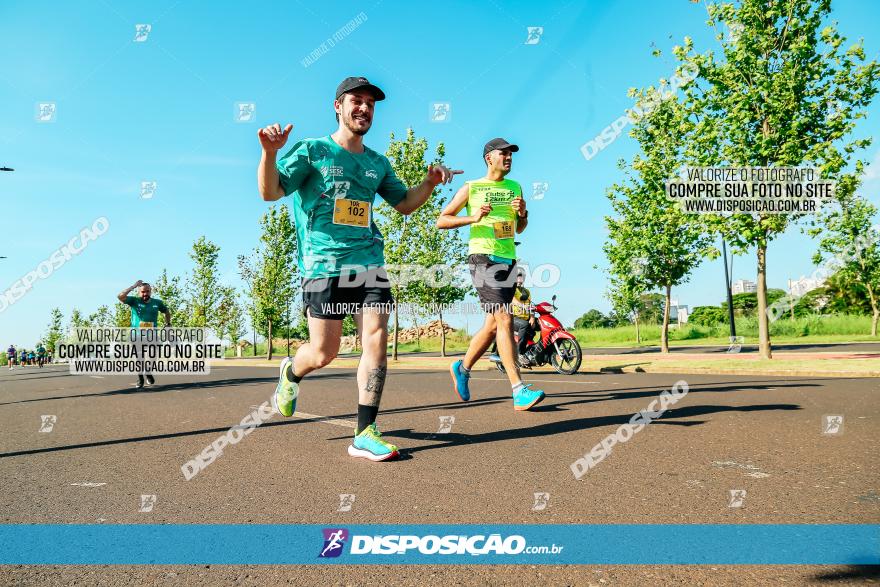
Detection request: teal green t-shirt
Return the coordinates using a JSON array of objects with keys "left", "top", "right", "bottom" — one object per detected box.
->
[
  {"left": 275, "top": 136, "right": 409, "bottom": 279},
  {"left": 123, "top": 296, "right": 168, "bottom": 328}
]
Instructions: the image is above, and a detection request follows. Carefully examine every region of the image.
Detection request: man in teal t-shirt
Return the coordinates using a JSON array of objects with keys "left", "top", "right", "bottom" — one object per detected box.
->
[
  {"left": 256, "top": 76, "right": 462, "bottom": 462},
  {"left": 117, "top": 279, "right": 171, "bottom": 388}
]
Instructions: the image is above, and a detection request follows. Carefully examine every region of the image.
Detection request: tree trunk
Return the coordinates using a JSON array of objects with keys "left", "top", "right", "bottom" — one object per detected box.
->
[
  {"left": 634, "top": 310, "right": 641, "bottom": 344},
  {"left": 266, "top": 319, "right": 273, "bottom": 360},
  {"left": 756, "top": 244, "right": 772, "bottom": 359},
  {"left": 439, "top": 308, "right": 447, "bottom": 357},
  {"left": 866, "top": 283, "right": 879, "bottom": 337},
  {"left": 392, "top": 305, "right": 399, "bottom": 361},
  {"left": 413, "top": 314, "right": 421, "bottom": 350},
  {"left": 661, "top": 285, "right": 671, "bottom": 353}
]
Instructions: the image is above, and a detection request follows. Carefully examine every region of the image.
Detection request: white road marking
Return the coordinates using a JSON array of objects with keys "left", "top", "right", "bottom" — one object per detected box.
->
[
  {"left": 90, "top": 376, "right": 104, "bottom": 379},
  {"left": 249, "top": 405, "right": 355, "bottom": 429},
  {"left": 70, "top": 482, "right": 106, "bottom": 487},
  {"left": 712, "top": 460, "right": 770, "bottom": 478}
]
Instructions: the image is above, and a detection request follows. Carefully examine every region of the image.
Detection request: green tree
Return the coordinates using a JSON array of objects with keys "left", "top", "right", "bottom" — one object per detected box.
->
[
  {"left": 68, "top": 308, "right": 89, "bottom": 331},
  {"left": 689, "top": 305, "right": 728, "bottom": 326},
  {"left": 342, "top": 315, "right": 358, "bottom": 337},
  {"left": 808, "top": 166, "right": 880, "bottom": 334},
  {"left": 186, "top": 236, "right": 222, "bottom": 329},
  {"left": 638, "top": 293, "right": 667, "bottom": 324},
  {"left": 44, "top": 308, "right": 64, "bottom": 353},
  {"left": 216, "top": 286, "right": 247, "bottom": 350},
  {"left": 607, "top": 274, "right": 647, "bottom": 343},
  {"left": 376, "top": 128, "right": 455, "bottom": 359},
  {"left": 87, "top": 305, "right": 113, "bottom": 327},
  {"left": 675, "top": 0, "right": 880, "bottom": 358},
  {"left": 113, "top": 302, "right": 131, "bottom": 327},
  {"left": 239, "top": 204, "right": 297, "bottom": 359},
  {"left": 792, "top": 287, "right": 833, "bottom": 316},
  {"left": 606, "top": 88, "right": 715, "bottom": 352},
  {"left": 406, "top": 180, "right": 470, "bottom": 357},
  {"left": 153, "top": 269, "right": 187, "bottom": 327},
  {"left": 721, "top": 289, "right": 786, "bottom": 315},
  {"left": 822, "top": 267, "right": 874, "bottom": 315},
  {"left": 574, "top": 309, "right": 611, "bottom": 329}
]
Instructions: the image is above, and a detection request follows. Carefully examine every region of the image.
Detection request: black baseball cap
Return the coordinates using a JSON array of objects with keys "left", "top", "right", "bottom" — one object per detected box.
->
[
  {"left": 335, "top": 76, "right": 386, "bottom": 101},
  {"left": 483, "top": 137, "right": 519, "bottom": 158}
]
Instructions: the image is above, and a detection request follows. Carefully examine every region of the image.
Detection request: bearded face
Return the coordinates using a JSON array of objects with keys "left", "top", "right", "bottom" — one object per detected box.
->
[{"left": 336, "top": 91, "right": 375, "bottom": 136}]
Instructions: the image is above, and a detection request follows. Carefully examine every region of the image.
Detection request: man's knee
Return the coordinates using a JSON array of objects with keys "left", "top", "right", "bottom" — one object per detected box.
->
[
  {"left": 494, "top": 311, "right": 512, "bottom": 327},
  {"left": 314, "top": 347, "right": 338, "bottom": 367},
  {"left": 361, "top": 330, "right": 387, "bottom": 354}
]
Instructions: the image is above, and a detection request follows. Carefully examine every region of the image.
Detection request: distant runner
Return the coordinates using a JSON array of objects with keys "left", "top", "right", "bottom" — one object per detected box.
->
[
  {"left": 36, "top": 343, "right": 47, "bottom": 368},
  {"left": 117, "top": 280, "right": 172, "bottom": 388}
]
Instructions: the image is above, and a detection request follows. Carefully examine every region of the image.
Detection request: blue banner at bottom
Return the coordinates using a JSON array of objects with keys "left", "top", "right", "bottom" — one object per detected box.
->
[{"left": 0, "top": 524, "right": 877, "bottom": 565}]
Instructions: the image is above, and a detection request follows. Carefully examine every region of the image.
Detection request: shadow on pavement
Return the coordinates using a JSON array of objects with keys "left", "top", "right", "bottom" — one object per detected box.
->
[
  {"left": 0, "top": 371, "right": 73, "bottom": 382},
  {"left": 0, "top": 371, "right": 355, "bottom": 406},
  {"left": 348, "top": 403, "right": 803, "bottom": 455},
  {"left": 811, "top": 565, "right": 880, "bottom": 582},
  {"left": 346, "top": 379, "right": 819, "bottom": 421},
  {"left": 0, "top": 417, "right": 309, "bottom": 459}
]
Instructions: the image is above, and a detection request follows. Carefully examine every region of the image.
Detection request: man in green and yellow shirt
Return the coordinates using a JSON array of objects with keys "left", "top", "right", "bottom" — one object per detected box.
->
[{"left": 437, "top": 138, "right": 545, "bottom": 411}]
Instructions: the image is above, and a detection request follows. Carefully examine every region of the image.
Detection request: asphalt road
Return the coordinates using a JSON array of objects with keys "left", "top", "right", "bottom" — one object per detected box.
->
[{"left": 1, "top": 364, "right": 877, "bottom": 585}]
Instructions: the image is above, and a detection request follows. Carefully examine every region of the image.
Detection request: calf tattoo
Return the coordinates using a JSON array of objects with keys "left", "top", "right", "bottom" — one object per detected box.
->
[{"left": 363, "top": 365, "right": 387, "bottom": 407}]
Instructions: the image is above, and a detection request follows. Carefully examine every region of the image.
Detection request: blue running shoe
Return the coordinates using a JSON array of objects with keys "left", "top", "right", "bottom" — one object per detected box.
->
[
  {"left": 347, "top": 423, "right": 400, "bottom": 461},
  {"left": 513, "top": 383, "right": 545, "bottom": 411},
  {"left": 449, "top": 360, "right": 471, "bottom": 401}
]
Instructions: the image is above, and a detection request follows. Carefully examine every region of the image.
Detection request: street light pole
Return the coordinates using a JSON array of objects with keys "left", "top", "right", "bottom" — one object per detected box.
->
[{"left": 722, "top": 239, "right": 736, "bottom": 338}]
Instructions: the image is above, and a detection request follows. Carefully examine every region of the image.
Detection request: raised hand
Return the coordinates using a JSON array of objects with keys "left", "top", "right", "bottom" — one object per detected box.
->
[
  {"left": 258, "top": 123, "right": 294, "bottom": 153},
  {"left": 426, "top": 164, "right": 463, "bottom": 186}
]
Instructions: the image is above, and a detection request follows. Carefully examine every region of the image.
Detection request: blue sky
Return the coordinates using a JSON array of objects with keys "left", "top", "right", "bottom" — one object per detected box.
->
[{"left": 2, "top": 0, "right": 880, "bottom": 345}]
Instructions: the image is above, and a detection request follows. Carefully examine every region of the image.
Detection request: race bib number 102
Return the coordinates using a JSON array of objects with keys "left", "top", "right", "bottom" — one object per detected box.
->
[{"left": 333, "top": 199, "right": 370, "bottom": 227}]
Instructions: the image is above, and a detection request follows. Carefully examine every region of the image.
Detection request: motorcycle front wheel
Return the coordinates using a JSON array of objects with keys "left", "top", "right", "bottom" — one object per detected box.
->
[{"left": 550, "top": 338, "right": 582, "bottom": 375}]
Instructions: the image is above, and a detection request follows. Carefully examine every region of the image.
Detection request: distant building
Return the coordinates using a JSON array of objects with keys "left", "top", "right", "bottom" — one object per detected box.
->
[
  {"left": 669, "top": 300, "right": 689, "bottom": 325},
  {"left": 788, "top": 276, "right": 826, "bottom": 298},
  {"left": 732, "top": 279, "right": 757, "bottom": 294}
]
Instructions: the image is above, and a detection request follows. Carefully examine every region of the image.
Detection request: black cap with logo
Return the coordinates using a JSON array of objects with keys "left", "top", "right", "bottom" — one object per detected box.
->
[
  {"left": 335, "top": 76, "right": 386, "bottom": 101},
  {"left": 483, "top": 137, "right": 519, "bottom": 158}
]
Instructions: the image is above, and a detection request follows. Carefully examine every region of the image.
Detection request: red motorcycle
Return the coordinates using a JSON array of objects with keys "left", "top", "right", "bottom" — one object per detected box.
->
[{"left": 489, "top": 295, "right": 583, "bottom": 375}]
